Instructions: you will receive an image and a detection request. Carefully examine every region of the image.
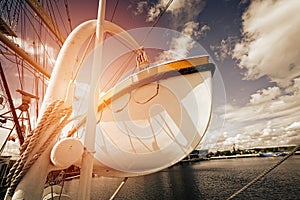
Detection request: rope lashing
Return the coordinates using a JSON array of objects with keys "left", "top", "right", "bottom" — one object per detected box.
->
[
  {"left": 5, "top": 100, "right": 72, "bottom": 197},
  {"left": 136, "top": 48, "right": 149, "bottom": 70}
]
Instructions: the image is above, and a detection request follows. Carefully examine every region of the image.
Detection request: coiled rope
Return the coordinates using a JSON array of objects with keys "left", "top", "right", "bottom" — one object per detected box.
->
[
  {"left": 226, "top": 144, "right": 300, "bottom": 200},
  {"left": 5, "top": 100, "right": 72, "bottom": 197}
]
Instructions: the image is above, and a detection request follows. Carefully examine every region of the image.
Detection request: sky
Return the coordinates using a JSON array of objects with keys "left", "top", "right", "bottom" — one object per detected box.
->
[
  {"left": 66, "top": 0, "right": 300, "bottom": 151},
  {"left": 1, "top": 0, "right": 300, "bottom": 152}
]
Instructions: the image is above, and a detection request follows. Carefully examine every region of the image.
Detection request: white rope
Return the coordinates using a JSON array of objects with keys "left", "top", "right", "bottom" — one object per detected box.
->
[
  {"left": 226, "top": 145, "right": 300, "bottom": 200},
  {"left": 6, "top": 100, "right": 72, "bottom": 197}
]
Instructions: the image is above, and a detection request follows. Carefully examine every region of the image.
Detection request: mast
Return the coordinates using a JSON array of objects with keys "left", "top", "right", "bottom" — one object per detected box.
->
[
  {"left": 77, "top": 0, "right": 106, "bottom": 199},
  {"left": 0, "top": 62, "right": 24, "bottom": 144}
]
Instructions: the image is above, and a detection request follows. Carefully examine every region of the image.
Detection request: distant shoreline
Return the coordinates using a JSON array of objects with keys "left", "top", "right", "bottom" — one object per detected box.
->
[{"left": 207, "top": 151, "right": 300, "bottom": 160}]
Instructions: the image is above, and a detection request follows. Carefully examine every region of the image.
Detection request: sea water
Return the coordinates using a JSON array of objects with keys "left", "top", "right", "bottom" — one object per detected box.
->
[{"left": 63, "top": 155, "right": 300, "bottom": 200}]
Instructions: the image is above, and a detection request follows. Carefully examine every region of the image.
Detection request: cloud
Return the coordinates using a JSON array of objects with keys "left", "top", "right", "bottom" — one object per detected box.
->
[
  {"left": 249, "top": 86, "right": 281, "bottom": 105},
  {"left": 198, "top": 24, "right": 210, "bottom": 37},
  {"left": 133, "top": 1, "right": 148, "bottom": 16},
  {"left": 202, "top": 0, "right": 300, "bottom": 151},
  {"left": 285, "top": 77, "right": 300, "bottom": 94},
  {"left": 285, "top": 121, "right": 300, "bottom": 131},
  {"left": 131, "top": 0, "right": 209, "bottom": 63},
  {"left": 140, "top": 0, "right": 206, "bottom": 30},
  {"left": 155, "top": 22, "right": 209, "bottom": 62},
  {"left": 183, "top": 22, "right": 210, "bottom": 39},
  {"left": 210, "top": 88, "right": 300, "bottom": 150},
  {"left": 232, "top": 0, "right": 300, "bottom": 86},
  {"left": 203, "top": 74, "right": 300, "bottom": 151},
  {"left": 210, "top": 36, "right": 239, "bottom": 61},
  {"left": 146, "top": 4, "right": 161, "bottom": 22}
]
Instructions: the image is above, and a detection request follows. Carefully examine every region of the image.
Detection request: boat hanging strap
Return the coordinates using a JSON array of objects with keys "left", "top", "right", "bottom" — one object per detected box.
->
[{"left": 136, "top": 47, "right": 149, "bottom": 70}]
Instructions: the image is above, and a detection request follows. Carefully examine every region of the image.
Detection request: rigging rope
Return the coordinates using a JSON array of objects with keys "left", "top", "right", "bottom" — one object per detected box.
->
[
  {"left": 46, "top": 0, "right": 62, "bottom": 43},
  {"left": 133, "top": 82, "right": 160, "bottom": 104},
  {"left": 15, "top": 58, "right": 24, "bottom": 90},
  {"left": 109, "top": 177, "right": 128, "bottom": 200},
  {"left": 0, "top": 46, "right": 49, "bottom": 86},
  {"left": 72, "top": 33, "right": 96, "bottom": 82},
  {"left": 102, "top": 52, "right": 136, "bottom": 91},
  {"left": 0, "top": 0, "right": 22, "bottom": 29},
  {"left": 110, "top": 0, "right": 120, "bottom": 22},
  {"left": 21, "top": 5, "right": 57, "bottom": 66},
  {"left": 53, "top": 0, "right": 68, "bottom": 35},
  {"left": 140, "top": 0, "right": 174, "bottom": 46},
  {"left": 20, "top": 1, "right": 26, "bottom": 50},
  {"left": 94, "top": 0, "right": 173, "bottom": 93},
  {"left": 226, "top": 144, "right": 300, "bottom": 200},
  {"left": 103, "top": 92, "right": 131, "bottom": 113},
  {"left": 99, "top": 0, "right": 173, "bottom": 89},
  {"left": 5, "top": 100, "right": 72, "bottom": 197},
  {"left": 64, "top": 0, "right": 73, "bottom": 32},
  {"left": 20, "top": 2, "right": 62, "bottom": 47},
  {"left": 53, "top": 0, "right": 69, "bottom": 36}
]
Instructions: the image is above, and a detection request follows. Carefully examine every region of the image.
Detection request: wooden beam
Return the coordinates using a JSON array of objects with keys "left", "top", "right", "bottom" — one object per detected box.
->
[{"left": 0, "top": 32, "right": 51, "bottom": 78}]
